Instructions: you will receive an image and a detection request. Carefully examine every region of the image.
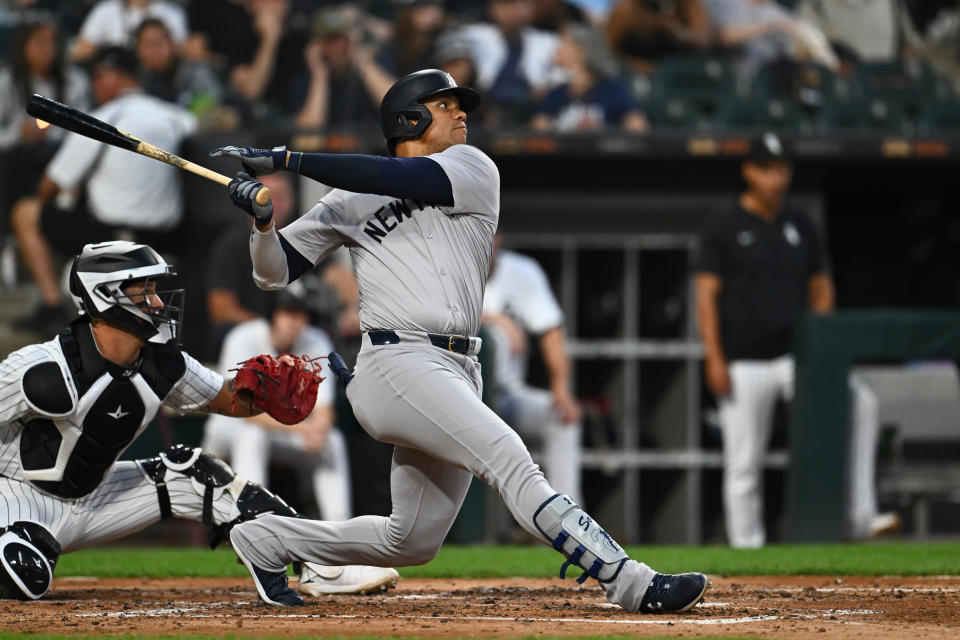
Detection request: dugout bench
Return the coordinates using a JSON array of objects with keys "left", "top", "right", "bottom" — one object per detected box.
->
[{"left": 787, "top": 310, "right": 960, "bottom": 542}]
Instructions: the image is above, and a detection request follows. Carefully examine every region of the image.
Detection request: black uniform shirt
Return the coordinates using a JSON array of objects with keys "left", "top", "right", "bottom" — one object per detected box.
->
[{"left": 697, "top": 203, "right": 830, "bottom": 361}]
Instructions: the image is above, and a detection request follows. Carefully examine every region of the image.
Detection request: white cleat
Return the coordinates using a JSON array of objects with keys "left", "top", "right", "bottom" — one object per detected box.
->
[{"left": 297, "top": 563, "right": 399, "bottom": 596}]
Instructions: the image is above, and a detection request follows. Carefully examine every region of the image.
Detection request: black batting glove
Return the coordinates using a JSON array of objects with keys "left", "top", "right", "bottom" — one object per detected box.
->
[
  {"left": 210, "top": 145, "right": 287, "bottom": 176},
  {"left": 228, "top": 171, "right": 273, "bottom": 226}
]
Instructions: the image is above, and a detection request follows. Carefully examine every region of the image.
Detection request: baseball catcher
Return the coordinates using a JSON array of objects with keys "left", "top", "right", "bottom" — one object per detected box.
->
[{"left": 0, "top": 240, "right": 396, "bottom": 603}]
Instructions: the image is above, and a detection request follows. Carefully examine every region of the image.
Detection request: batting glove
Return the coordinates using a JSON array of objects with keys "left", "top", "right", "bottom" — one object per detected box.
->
[
  {"left": 210, "top": 145, "right": 287, "bottom": 176},
  {"left": 229, "top": 171, "right": 273, "bottom": 226}
]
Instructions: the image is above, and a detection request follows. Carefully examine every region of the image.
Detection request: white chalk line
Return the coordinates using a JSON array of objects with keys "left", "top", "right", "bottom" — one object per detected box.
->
[{"left": 74, "top": 604, "right": 878, "bottom": 626}]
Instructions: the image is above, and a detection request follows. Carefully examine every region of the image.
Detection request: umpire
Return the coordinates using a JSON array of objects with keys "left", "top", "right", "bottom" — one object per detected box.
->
[{"left": 695, "top": 132, "right": 893, "bottom": 548}]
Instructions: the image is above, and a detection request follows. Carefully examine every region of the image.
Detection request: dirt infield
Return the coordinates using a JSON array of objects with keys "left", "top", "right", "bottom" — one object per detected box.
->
[{"left": 3, "top": 575, "right": 957, "bottom": 639}]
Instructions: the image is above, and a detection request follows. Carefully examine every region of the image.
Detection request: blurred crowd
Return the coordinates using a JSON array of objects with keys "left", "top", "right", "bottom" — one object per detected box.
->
[
  {"left": 0, "top": 0, "right": 935, "bottom": 539},
  {"left": 1, "top": 0, "right": 959, "bottom": 140}
]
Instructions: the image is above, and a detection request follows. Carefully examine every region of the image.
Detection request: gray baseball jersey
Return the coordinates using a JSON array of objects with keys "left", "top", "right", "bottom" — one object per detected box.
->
[{"left": 275, "top": 144, "right": 500, "bottom": 335}]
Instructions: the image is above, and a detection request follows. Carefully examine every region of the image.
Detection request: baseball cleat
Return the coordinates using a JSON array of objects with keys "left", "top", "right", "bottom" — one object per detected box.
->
[
  {"left": 869, "top": 512, "right": 902, "bottom": 537},
  {"left": 234, "top": 545, "right": 304, "bottom": 606},
  {"left": 638, "top": 572, "right": 708, "bottom": 613},
  {"left": 297, "top": 563, "right": 399, "bottom": 596}
]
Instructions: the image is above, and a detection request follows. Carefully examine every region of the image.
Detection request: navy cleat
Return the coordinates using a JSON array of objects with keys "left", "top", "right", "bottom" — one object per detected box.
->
[
  {"left": 234, "top": 545, "right": 304, "bottom": 606},
  {"left": 639, "top": 572, "right": 708, "bottom": 613}
]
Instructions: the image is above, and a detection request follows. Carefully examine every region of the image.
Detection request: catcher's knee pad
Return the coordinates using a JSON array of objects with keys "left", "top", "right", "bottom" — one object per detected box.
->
[
  {"left": 533, "top": 494, "right": 628, "bottom": 585},
  {"left": 137, "top": 444, "right": 298, "bottom": 549},
  {"left": 0, "top": 522, "right": 61, "bottom": 600}
]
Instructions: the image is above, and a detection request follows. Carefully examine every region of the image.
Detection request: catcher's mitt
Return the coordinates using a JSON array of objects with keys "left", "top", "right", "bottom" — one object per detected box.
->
[{"left": 231, "top": 354, "right": 326, "bottom": 425}]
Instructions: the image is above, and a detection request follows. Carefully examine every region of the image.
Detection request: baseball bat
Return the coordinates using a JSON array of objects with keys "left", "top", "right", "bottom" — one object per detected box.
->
[{"left": 26, "top": 94, "right": 271, "bottom": 205}]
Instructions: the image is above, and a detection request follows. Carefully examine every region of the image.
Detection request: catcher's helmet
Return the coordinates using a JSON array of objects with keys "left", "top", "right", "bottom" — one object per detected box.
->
[
  {"left": 379, "top": 69, "right": 481, "bottom": 155},
  {"left": 68, "top": 240, "right": 184, "bottom": 344}
]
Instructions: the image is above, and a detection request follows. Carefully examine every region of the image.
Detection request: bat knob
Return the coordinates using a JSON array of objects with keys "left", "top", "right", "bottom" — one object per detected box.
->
[{"left": 255, "top": 186, "right": 272, "bottom": 206}]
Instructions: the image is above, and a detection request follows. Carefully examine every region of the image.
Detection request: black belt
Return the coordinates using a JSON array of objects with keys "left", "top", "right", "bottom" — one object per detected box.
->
[{"left": 368, "top": 330, "right": 475, "bottom": 355}]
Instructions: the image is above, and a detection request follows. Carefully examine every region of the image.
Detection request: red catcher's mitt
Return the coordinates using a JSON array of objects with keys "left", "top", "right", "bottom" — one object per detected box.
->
[{"left": 231, "top": 354, "right": 326, "bottom": 425}]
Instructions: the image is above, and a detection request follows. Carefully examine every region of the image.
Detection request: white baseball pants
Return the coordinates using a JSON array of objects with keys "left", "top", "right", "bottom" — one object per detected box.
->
[
  {"left": 718, "top": 355, "right": 880, "bottom": 548},
  {"left": 0, "top": 461, "right": 239, "bottom": 553}
]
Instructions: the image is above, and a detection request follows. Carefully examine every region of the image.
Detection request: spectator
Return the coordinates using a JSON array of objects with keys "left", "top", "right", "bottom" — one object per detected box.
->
[
  {"left": 203, "top": 281, "right": 353, "bottom": 521},
  {"left": 9, "top": 47, "right": 196, "bottom": 335},
  {"left": 704, "top": 0, "right": 838, "bottom": 80},
  {"left": 458, "top": 0, "right": 565, "bottom": 125},
  {"left": 694, "top": 132, "right": 899, "bottom": 548},
  {"left": 376, "top": 0, "right": 449, "bottom": 78},
  {"left": 0, "top": 16, "right": 89, "bottom": 225},
  {"left": 900, "top": 0, "right": 960, "bottom": 93},
  {"left": 531, "top": 23, "right": 647, "bottom": 131},
  {"left": 293, "top": 7, "right": 394, "bottom": 130},
  {"left": 186, "top": 0, "right": 309, "bottom": 122},
  {"left": 134, "top": 18, "right": 223, "bottom": 118},
  {"left": 71, "top": 0, "right": 188, "bottom": 62},
  {"left": 483, "top": 234, "right": 584, "bottom": 505},
  {"left": 605, "top": 0, "right": 711, "bottom": 70},
  {"left": 529, "top": 0, "right": 589, "bottom": 31},
  {"left": 206, "top": 172, "right": 360, "bottom": 356},
  {"left": 433, "top": 30, "right": 479, "bottom": 88},
  {"left": 795, "top": 0, "right": 902, "bottom": 63}
]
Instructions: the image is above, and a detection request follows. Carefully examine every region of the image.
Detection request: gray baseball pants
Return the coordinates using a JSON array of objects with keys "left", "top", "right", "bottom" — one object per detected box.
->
[{"left": 231, "top": 337, "right": 655, "bottom": 603}]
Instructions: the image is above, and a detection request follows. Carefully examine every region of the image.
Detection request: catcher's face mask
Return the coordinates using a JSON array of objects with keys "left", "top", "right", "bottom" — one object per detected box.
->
[{"left": 118, "top": 277, "right": 184, "bottom": 345}]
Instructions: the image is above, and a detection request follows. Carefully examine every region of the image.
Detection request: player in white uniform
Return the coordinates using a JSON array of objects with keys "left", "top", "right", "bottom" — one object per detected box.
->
[
  {"left": 483, "top": 235, "right": 583, "bottom": 505},
  {"left": 212, "top": 69, "right": 707, "bottom": 612},
  {"left": 0, "top": 241, "right": 392, "bottom": 602},
  {"left": 203, "top": 281, "right": 353, "bottom": 522}
]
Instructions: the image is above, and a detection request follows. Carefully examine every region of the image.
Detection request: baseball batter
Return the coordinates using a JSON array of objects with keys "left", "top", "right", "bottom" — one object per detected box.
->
[
  {"left": 0, "top": 241, "right": 392, "bottom": 602},
  {"left": 213, "top": 69, "right": 707, "bottom": 613}
]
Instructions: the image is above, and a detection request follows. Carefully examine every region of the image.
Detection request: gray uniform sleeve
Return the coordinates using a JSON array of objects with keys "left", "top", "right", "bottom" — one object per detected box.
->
[
  {"left": 274, "top": 199, "right": 351, "bottom": 267},
  {"left": 428, "top": 144, "right": 500, "bottom": 222}
]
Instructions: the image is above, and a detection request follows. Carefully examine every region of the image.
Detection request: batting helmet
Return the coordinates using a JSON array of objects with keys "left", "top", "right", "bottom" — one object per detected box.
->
[{"left": 379, "top": 69, "right": 481, "bottom": 155}]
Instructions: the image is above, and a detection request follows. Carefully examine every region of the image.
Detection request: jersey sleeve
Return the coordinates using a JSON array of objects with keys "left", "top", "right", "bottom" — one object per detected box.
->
[
  {"left": 45, "top": 129, "right": 106, "bottom": 190},
  {"left": 427, "top": 144, "right": 500, "bottom": 221},
  {"left": 510, "top": 256, "right": 564, "bottom": 334},
  {"left": 277, "top": 198, "right": 350, "bottom": 268},
  {"left": 696, "top": 213, "right": 726, "bottom": 275},
  {"left": 165, "top": 351, "right": 224, "bottom": 411}
]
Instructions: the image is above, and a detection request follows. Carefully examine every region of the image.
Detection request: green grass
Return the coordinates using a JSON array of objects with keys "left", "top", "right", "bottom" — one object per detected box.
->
[{"left": 53, "top": 542, "right": 960, "bottom": 579}]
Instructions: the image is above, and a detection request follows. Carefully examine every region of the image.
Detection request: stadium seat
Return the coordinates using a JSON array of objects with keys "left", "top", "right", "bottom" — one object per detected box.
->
[
  {"left": 714, "top": 96, "right": 808, "bottom": 133},
  {"left": 817, "top": 98, "right": 908, "bottom": 134},
  {"left": 642, "top": 95, "right": 704, "bottom": 131},
  {"left": 917, "top": 100, "right": 960, "bottom": 134},
  {"left": 854, "top": 60, "right": 944, "bottom": 101},
  {"left": 651, "top": 55, "right": 736, "bottom": 113}
]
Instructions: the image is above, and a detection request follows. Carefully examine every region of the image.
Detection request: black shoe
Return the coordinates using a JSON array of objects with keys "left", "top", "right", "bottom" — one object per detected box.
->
[
  {"left": 13, "top": 304, "right": 68, "bottom": 336},
  {"left": 638, "top": 572, "right": 708, "bottom": 613},
  {"left": 235, "top": 546, "right": 304, "bottom": 606}
]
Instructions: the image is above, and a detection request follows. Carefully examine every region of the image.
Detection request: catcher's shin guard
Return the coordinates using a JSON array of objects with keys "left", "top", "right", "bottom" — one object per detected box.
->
[
  {"left": 533, "top": 494, "right": 628, "bottom": 584},
  {"left": 0, "top": 522, "right": 61, "bottom": 600},
  {"left": 138, "top": 444, "right": 298, "bottom": 548}
]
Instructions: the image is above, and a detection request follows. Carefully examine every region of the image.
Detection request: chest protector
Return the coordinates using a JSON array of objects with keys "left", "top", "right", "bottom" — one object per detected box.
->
[{"left": 18, "top": 318, "right": 186, "bottom": 499}]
